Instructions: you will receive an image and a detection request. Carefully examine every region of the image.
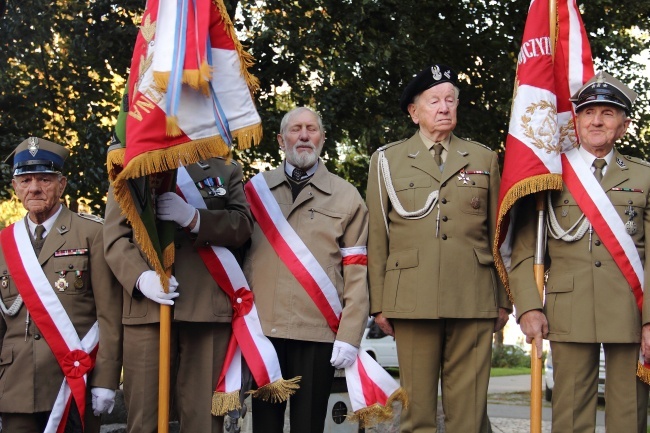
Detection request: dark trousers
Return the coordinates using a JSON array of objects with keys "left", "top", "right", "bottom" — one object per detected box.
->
[
  {"left": 252, "top": 338, "right": 335, "bottom": 433},
  {"left": 1, "top": 398, "right": 100, "bottom": 433}
]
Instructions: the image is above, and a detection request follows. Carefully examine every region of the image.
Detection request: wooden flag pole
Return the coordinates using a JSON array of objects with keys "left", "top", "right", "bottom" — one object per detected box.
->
[{"left": 158, "top": 304, "right": 172, "bottom": 433}]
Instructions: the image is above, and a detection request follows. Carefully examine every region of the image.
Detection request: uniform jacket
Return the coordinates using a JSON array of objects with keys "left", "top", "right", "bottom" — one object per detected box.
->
[
  {"left": 103, "top": 158, "right": 253, "bottom": 325},
  {"left": 509, "top": 149, "right": 650, "bottom": 343},
  {"left": 0, "top": 206, "right": 122, "bottom": 413},
  {"left": 243, "top": 161, "right": 370, "bottom": 346},
  {"left": 367, "top": 132, "right": 510, "bottom": 319}
]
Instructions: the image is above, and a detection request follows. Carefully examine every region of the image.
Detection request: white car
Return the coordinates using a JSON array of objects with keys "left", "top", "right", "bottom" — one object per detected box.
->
[
  {"left": 360, "top": 318, "right": 399, "bottom": 368},
  {"left": 545, "top": 345, "right": 605, "bottom": 402}
]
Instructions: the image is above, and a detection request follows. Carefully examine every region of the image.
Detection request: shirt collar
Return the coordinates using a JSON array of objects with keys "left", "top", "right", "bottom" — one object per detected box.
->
[
  {"left": 284, "top": 160, "right": 319, "bottom": 179},
  {"left": 27, "top": 204, "right": 63, "bottom": 238},
  {"left": 578, "top": 145, "right": 614, "bottom": 168},
  {"left": 419, "top": 131, "right": 450, "bottom": 152}
]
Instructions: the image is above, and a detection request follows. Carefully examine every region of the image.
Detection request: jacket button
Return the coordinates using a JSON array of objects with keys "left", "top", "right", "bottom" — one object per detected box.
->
[
  {"left": 271, "top": 328, "right": 277, "bottom": 334},
  {"left": 395, "top": 261, "right": 399, "bottom": 267},
  {"left": 441, "top": 198, "right": 447, "bottom": 204},
  {"left": 441, "top": 182, "right": 447, "bottom": 187},
  {"left": 68, "top": 264, "right": 74, "bottom": 269},
  {"left": 595, "top": 261, "right": 601, "bottom": 267},
  {"left": 441, "top": 234, "right": 447, "bottom": 240},
  {"left": 594, "top": 240, "right": 601, "bottom": 246},
  {"left": 564, "top": 200, "right": 569, "bottom": 204},
  {"left": 34, "top": 334, "right": 41, "bottom": 340},
  {"left": 442, "top": 216, "right": 448, "bottom": 222},
  {"left": 409, "top": 182, "right": 414, "bottom": 187}
]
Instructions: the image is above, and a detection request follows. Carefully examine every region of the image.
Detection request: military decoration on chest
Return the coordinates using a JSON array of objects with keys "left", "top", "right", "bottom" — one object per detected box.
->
[
  {"left": 457, "top": 169, "right": 490, "bottom": 210},
  {"left": 625, "top": 204, "right": 638, "bottom": 235},
  {"left": 55, "top": 271, "right": 69, "bottom": 292},
  {"left": 196, "top": 176, "right": 226, "bottom": 196}
]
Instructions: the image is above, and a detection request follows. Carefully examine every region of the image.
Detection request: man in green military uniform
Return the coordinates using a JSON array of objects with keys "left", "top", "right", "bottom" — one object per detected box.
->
[
  {"left": 366, "top": 64, "right": 511, "bottom": 433},
  {"left": 509, "top": 71, "right": 650, "bottom": 432},
  {"left": 0, "top": 137, "right": 122, "bottom": 432}
]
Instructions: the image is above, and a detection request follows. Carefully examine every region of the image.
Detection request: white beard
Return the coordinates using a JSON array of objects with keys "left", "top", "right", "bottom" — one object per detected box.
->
[{"left": 285, "top": 141, "right": 320, "bottom": 169}]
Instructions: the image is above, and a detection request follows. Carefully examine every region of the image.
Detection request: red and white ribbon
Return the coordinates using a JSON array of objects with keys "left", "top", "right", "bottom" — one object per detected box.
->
[
  {"left": 1, "top": 223, "right": 98, "bottom": 433},
  {"left": 176, "top": 167, "right": 292, "bottom": 413},
  {"left": 245, "top": 173, "right": 404, "bottom": 422}
]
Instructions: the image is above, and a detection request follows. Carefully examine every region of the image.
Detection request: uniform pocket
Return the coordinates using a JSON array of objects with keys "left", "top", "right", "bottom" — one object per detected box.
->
[
  {"left": 457, "top": 174, "right": 489, "bottom": 216},
  {"left": 545, "top": 275, "right": 573, "bottom": 335},
  {"left": 0, "top": 344, "right": 13, "bottom": 399},
  {"left": 383, "top": 249, "right": 419, "bottom": 313},
  {"left": 474, "top": 247, "right": 498, "bottom": 312},
  {"left": 52, "top": 255, "right": 90, "bottom": 295},
  {"left": 392, "top": 176, "right": 433, "bottom": 214}
]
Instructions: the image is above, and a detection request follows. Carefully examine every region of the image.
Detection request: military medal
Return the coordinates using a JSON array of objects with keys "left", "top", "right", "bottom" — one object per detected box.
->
[
  {"left": 55, "top": 271, "right": 69, "bottom": 291},
  {"left": 625, "top": 205, "right": 638, "bottom": 235},
  {"left": 471, "top": 197, "right": 481, "bottom": 209},
  {"left": 457, "top": 169, "right": 471, "bottom": 185},
  {"left": 213, "top": 177, "right": 226, "bottom": 196},
  {"left": 74, "top": 271, "right": 84, "bottom": 289}
]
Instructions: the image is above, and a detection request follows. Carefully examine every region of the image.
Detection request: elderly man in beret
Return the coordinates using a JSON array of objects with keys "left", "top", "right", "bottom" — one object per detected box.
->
[
  {"left": 0, "top": 138, "right": 122, "bottom": 432},
  {"left": 509, "top": 71, "right": 650, "bottom": 432},
  {"left": 366, "top": 64, "right": 511, "bottom": 433}
]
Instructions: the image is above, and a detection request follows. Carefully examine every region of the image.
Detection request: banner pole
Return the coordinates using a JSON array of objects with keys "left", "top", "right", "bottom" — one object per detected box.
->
[{"left": 158, "top": 304, "right": 172, "bottom": 433}]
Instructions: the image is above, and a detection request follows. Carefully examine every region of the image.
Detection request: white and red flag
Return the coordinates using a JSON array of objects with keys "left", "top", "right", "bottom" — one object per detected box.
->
[{"left": 493, "top": 0, "right": 594, "bottom": 293}]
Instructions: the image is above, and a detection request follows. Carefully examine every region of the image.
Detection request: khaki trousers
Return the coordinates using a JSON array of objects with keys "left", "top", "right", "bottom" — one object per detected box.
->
[{"left": 393, "top": 318, "right": 494, "bottom": 433}]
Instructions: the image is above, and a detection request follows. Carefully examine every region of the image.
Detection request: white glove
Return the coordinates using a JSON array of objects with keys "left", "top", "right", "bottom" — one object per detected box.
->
[
  {"left": 330, "top": 340, "right": 358, "bottom": 369},
  {"left": 91, "top": 387, "right": 116, "bottom": 416},
  {"left": 156, "top": 192, "right": 197, "bottom": 228},
  {"left": 136, "top": 271, "right": 180, "bottom": 306}
]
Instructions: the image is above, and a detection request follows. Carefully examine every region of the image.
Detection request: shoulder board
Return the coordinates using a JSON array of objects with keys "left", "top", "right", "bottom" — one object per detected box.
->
[
  {"left": 77, "top": 213, "right": 104, "bottom": 224},
  {"left": 462, "top": 138, "right": 492, "bottom": 151},
  {"left": 377, "top": 138, "right": 408, "bottom": 152},
  {"left": 213, "top": 156, "right": 238, "bottom": 166},
  {"left": 623, "top": 155, "right": 650, "bottom": 168}
]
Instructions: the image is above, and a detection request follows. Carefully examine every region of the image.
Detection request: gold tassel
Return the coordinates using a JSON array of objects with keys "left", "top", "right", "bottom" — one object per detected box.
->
[
  {"left": 248, "top": 376, "right": 301, "bottom": 404},
  {"left": 115, "top": 135, "right": 231, "bottom": 182},
  {"left": 153, "top": 70, "right": 171, "bottom": 93},
  {"left": 232, "top": 123, "right": 264, "bottom": 150},
  {"left": 347, "top": 387, "right": 409, "bottom": 428},
  {"left": 106, "top": 147, "right": 126, "bottom": 183},
  {"left": 637, "top": 361, "right": 650, "bottom": 385},
  {"left": 166, "top": 116, "right": 183, "bottom": 137},
  {"left": 211, "top": 390, "right": 241, "bottom": 416},
  {"left": 492, "top": 174, "right": 563, "bottom": 303},
  {"left": 162, "top": 242, "right": 175, "bottom": 274}
]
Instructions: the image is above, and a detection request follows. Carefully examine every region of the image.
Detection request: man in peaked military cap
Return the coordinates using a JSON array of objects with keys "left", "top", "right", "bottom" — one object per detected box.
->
[
  {"left": 0, "top": 137, "right": 122, "bottom": 433},
  {"left": 366, "top": 65, "right": 511, "bottom": 433},
  {"left": 509, "top": 71, "right": 650, "bottom": 432}
]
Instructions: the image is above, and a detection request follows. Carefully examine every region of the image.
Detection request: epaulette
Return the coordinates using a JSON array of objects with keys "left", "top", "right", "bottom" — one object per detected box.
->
[
  {"left": 213, "top": 156, "right": 238, "bottom": 166},
  {"left": 623, "top": 155, "right": 650, "bottom": 168},
  {"left": 377, "top": 138, "right": 408, "bottom": 152},
  {"left": 78, "top": 212, "right": 104, "bottom": 224},
  {"left": 463, "top": 138, "right": 493, "bottom": 151}
]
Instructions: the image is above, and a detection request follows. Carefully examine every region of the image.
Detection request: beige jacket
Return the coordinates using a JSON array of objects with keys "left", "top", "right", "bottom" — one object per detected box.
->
[
  {"left": 243, "top": 161, "right": 369, "bottom": 346},
  {"left": 0, "top": 207, "right": 122, "bottom": 413},
  {"left": 367, "top": 132, "right": 510, "bottom": 319},
  {"left": 509, "top": 150, "right": 650, "bottom": 342}
]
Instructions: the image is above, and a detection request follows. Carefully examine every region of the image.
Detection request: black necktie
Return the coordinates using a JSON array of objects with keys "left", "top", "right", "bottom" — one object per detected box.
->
[
  {"left": 433, "top": 143, "right": 443, "bottom": 170},
  {"left": 292, "top": 167, "right": 306, "bottom": 181},
  {"left": 34, "top": 224, "right": 45, "bottom": 256},
  {"left": 593, "top": 159, "right": 606, "bottom": 183}
]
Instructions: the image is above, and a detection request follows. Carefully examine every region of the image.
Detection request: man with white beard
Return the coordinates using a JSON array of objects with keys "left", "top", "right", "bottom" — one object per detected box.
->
[{"left": 243, "top": 107, "right": 370, "bottom": 432}]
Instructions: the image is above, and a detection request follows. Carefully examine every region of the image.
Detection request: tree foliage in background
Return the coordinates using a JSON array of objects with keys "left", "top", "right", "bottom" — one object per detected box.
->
[{"left": 1, "top": 0, "right": 648, "bottom": 209}]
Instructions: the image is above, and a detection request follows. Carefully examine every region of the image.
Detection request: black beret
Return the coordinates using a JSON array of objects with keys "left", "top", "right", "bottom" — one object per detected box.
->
[
  {"left": 570, "top": 71, "right": 637, "bottom": 115},
  {"left": 399, "top": 64, "right": 458, "bottom": 114}
]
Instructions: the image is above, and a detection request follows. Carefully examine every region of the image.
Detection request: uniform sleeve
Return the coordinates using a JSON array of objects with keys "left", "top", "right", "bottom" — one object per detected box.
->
[
  {"left": 193, "top": 163, "right": 254, "bottom": 249},
  {"left": 643, "top": 188, "right": 650, "bottom": 325},
  {"left": 488, "top": 153, "right": 512, "bottom": 311},
  {"left": 89, "top": 225, "right": 123, "bottom": 390},
  {"left": 335, "top": 190, "right": 370, "bottom": 347},
  {"left": 366, "top": 151, "right": 390, "bottom": 316},
  {"left": 103, "top": 185, "right": 152, "bottom": 295},
  {"left": 507, "top": 194, "right": 544, "bottom": 319}
]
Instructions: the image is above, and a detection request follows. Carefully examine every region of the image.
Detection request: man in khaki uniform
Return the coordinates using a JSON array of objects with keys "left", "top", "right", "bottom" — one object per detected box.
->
[
  {"left": 367, "top": 65, "right": 511, "bottom": 433},
  {"left": 509, "top": 72, "right": 650, "bottom": 433},
  {"left": 0, "top": 137, "right": 122, "bottom": 432},
  {"left": 103, "top": 156, "right": 253, "bottom": 433}
]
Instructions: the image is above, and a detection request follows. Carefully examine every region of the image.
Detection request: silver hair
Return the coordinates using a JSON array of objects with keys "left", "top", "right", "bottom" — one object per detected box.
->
[{"left": 279, "top": 107, "right": 325, "bottom": 136}]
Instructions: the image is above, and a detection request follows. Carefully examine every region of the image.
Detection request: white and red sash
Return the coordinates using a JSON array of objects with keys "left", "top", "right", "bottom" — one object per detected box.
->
[
  {"left": 561, "top": 148, "right": 650, "bottom": 378},
  {"left": 0, "top": 223, "right": 98, "bottom": 433},
  {"left": 175, "top": 167, "right": 298, "bottom": 416},
  {"left": 244, "top": 173, "right": 406, "bottom": 426}
]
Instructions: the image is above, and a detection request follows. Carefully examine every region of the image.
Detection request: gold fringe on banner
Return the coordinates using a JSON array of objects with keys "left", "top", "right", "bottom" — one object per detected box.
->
[
  {"left": 211, "top": 390, "right": 241, "bottom": 416},
  {"left": 248, "top": 376, "right": 301, "bottom": 404},
  {"left": 637, "top": 361, "right": 650, "bottom": 385},
  {"left": 492, "top": 173, "right": 563, "bottom": 302},
  {"left": 153, "top": 70, "right": 170, "bottom": 93},
  {"left": 348, "top": 388, "right": 409, "bottom": 428},
  {"left": 111, "top": 178, "right": 172, "bottom": 291},
  {"left": 165, "top": 116, "right": 183, "bottom": 137},
  {"left": 106, "top": 147, "right": 126, "bottom": 183},
  {"left": 232, "top": 123, "right": 264, "bottom": 151},
  {"left": 115, "top": 136, "right": 231, "bottom": 182}
]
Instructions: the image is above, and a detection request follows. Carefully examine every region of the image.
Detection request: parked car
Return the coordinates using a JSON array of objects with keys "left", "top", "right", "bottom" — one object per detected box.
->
[
  {"left": 545, "top": 345, "right": 605, "bottom": 402},
  {"left": 360, "top": 317, "right": 399, "bottom": 368}
]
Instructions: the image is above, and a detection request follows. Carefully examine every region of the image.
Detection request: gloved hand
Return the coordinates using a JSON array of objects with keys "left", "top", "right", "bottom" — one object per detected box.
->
[
  {"left": 330, "top": 340, "right": 358, "bottom": 369},
  {"left": 91, "top": 387, "right": 116, "bottom": 416},
  {"left": 136, "top": 271, "right": 180, "bottom": 306},
  {"left": 156, "top": 192, "right": 197, "bottom": 228}
]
